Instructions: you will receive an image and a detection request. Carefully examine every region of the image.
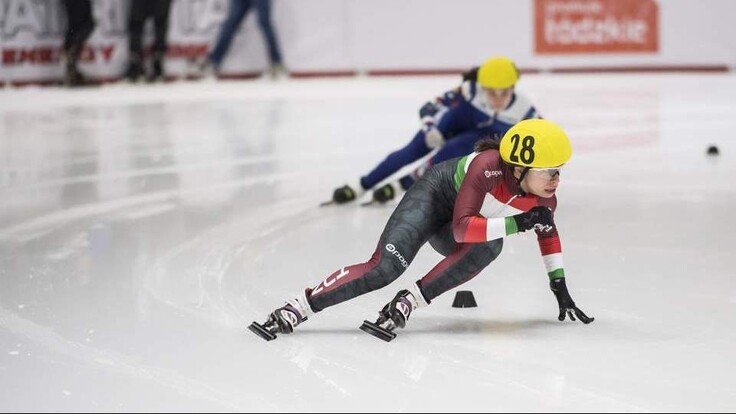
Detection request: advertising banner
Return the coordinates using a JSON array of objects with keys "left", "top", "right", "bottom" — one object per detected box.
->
[{"left": 535, "top": 0, "right": 659, "bottom": 54}]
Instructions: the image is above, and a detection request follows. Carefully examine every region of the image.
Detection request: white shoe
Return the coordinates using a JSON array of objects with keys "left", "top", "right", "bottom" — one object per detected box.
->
[{"left": 188, "top": 57, "right": 217, "bottom": 80}]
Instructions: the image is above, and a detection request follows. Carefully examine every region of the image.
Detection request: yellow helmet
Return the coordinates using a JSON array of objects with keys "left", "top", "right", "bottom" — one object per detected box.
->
[
  {"left": 477, "top": 57, "right": 519, "bottom": 89},
  {"left": 499, "top": 119, "right": 572, "bottom": 168}
]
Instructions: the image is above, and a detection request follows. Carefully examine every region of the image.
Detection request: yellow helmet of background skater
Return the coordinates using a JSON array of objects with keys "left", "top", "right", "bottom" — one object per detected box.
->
[
  {"left": 499, "top": 119, "right": 572, "bottom": 168},
  {"left": 477, "top": 57, "right": 520, "bottom": 89}
]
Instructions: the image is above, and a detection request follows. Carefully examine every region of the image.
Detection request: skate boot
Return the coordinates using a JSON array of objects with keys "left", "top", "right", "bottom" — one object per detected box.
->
[
  {"left": 371, "top": 183, "right": 396, "bottom": 204},
  {"left": 333, "top": 185, "right": 358, "bottom": 203},
  {"left": 321, "top": 179, "right": 366, "bottom": 206},
  {"left": 249, "top": 294, "right": 313, "bottom": 341},
  {"left": 361, "top": 289, "right": 421, "bottom": 342}
]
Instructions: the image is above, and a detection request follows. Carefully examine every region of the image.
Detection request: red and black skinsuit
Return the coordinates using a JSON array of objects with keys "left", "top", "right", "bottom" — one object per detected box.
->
[{"left": 307, "top": 149, "right": 562, "bottom": 312}]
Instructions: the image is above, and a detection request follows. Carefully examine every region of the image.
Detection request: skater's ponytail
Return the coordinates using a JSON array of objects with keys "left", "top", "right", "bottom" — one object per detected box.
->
[{"left": 474, "top": 135, "right": 501, "bottom": 153}]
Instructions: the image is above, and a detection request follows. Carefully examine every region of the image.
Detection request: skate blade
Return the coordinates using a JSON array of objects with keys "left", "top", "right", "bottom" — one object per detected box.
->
[
  {"left": 319, "top": 200, "right": 337, "bottom": 207},
  {"left": 248, "top": 322, "right": 277, "bottom": 341},
  {"left": 360, "top": 200, "right": 379, "bottom": 207},
  {"left": 360, "top": 320, "right": 397, "bottom": 342}
]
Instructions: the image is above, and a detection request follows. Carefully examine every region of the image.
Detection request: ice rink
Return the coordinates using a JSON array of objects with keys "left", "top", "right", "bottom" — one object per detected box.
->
[{"left": 1, "top": 74, "right": 735, "bottom": 412}]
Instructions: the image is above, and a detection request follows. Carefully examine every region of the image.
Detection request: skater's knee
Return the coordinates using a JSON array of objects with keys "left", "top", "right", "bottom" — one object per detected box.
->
[
  {"left": 375, "top": 250, "right": 410, "bottom": 286},
  {"left": 424, "top": 126, "right": 445, "bottom": 149},
  {"left": 428, "top": 233, "right": 455, "bottom": 257},
  {"left": 372, "top": 267, "right": 400, "bottom": 289},
  {"left": 474, "top": 239, "right": 503, "bottom": 265}
]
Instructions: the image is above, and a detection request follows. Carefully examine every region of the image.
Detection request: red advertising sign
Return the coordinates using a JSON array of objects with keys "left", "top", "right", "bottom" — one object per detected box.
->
[{"left": 535, "top": 0, "right": 659, "bottom": 54}]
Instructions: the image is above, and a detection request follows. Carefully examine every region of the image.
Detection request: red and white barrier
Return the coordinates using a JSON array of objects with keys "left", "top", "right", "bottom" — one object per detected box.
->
[{"left": 1, "top": 0, "right": 734, "bottom": 85}]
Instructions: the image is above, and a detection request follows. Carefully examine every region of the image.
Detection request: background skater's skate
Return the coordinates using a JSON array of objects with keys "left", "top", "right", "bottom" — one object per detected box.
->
[{"left": 321, "top": 180, "right": 366, "bottom": 207}]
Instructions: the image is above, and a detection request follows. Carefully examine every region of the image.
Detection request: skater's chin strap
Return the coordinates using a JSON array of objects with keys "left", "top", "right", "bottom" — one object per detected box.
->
[{"left": 514, "top": 167, "right": 530, "bottom": 197}]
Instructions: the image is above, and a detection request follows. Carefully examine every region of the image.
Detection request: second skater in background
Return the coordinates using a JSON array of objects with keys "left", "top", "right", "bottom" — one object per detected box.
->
[{"left": 327, "top": 56, "right": 541, "bottom": 206}]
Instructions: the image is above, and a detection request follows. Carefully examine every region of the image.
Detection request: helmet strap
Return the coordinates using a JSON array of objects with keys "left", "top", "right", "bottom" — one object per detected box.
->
[{"left": 515, "top": 167, "right": 530, "bottom": 196}]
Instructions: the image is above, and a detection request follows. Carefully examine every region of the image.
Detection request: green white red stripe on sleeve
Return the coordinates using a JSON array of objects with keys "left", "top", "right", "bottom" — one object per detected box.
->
[{"left": 538, "top": 234, "right": 565, "bottom": 279}]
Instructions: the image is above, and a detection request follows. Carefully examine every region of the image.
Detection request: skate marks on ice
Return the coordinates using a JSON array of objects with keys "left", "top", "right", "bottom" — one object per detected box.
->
[
  {"left": 141, "top": 197, "right": 318, "bottom": 327},
  {"left": 0, "top": 307, "right": 277, "bottom": 411}
]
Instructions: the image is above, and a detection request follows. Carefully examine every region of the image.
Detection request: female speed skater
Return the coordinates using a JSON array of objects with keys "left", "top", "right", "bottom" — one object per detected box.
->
[
  {"left": 325, "top": 56, "right": 542, "bottom": 206},
  {"left": 251, "top": 119, "right": 594, "bottom": 342}
]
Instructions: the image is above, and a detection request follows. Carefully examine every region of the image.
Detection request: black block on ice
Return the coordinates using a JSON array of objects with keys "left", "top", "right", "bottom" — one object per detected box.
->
[
  {"left": 707, "top": 145, "right": 719, "bottom": 156},
  {"left": 452, "top": 290, "right": 478, "bottom": 308}
]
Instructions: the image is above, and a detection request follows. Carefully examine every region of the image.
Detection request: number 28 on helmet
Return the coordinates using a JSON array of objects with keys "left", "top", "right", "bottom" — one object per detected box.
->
[{"left": 499, "top": 119, "right": 572, "bottom": 169}]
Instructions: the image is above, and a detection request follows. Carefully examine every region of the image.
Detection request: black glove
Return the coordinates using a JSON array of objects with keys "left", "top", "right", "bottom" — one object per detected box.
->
[
  {"left": 550, "top": 278, "right": 594, "bottom": 324},
  {"left": 512, "top": 206, "right": 555, "bottom": 233},
  {"left": 418, "top": 101, "right": 439, "bottom": 119},
  {"left": 462, "top": 66, "right": 479, "bottom": 82}
]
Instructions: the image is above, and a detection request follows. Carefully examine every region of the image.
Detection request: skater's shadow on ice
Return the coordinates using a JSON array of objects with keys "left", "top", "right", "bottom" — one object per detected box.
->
[
  {"left": 410, "top": 318, "right": 558, "bottom": 335},
  {"left": 298, "top": 318, "right": 558, "bottom": 337}
]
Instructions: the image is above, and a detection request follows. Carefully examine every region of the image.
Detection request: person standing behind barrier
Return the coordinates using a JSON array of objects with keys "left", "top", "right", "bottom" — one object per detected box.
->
[
  {"left": 61, "top": 0, "right": 96, "bottom": 87},
  {"left": 194, "top": 0, "right": 286, "bottom": 79},
  {"left": 124, "top": 0, "right": 173, "bottom": 83}
]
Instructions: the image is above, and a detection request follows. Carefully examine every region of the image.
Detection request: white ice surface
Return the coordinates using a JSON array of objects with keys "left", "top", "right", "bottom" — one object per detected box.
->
[{"left": 1, "top": 74, "right": 735, "bottom": 412}]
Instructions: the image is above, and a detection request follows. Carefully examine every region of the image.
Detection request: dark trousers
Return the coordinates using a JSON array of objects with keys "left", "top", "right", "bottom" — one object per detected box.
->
[
  {"left": 128, "top": 0, "right": 172, "bottom": 57},
  {"left": 61, "top": 0, "right": 95, "bottom": 59},
  {"left": 209, "top": 0, "right": 283, "bottom": 67}
]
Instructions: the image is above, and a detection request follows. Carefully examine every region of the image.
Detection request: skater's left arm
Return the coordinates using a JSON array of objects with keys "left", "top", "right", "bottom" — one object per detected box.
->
[
  {"left": 535, "top": 198, "right": 594, "bottom": 324},
  {"left": 453, "top": 152, "right": 512, "bottom": 243}
]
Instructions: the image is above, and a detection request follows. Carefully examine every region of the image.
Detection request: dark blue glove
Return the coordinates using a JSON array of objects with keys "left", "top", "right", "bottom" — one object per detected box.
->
[{"left": 418, "top": 101, "right": 439, "bottom": 119}]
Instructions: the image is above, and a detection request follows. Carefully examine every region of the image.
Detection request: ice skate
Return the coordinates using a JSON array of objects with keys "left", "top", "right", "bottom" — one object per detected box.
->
[
  {"left": 249, "top": 296, "right": 311, "bottom": 341},
  {"left": 360, "top": 289, "right": 418, "bottom": 342},
  {"left": 363, "top": 183, "right": 396, "bottom": 206},
  {"left": 321, "top": 179, "right": 366, "bottom": 206}
]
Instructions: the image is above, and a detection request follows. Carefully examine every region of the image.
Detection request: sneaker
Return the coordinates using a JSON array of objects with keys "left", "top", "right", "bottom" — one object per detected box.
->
[
  {"left": 148, "top": 52, "right": 165, "bottom": 83},
  {"left": 63, "top": 63, "right": 88, "bottom": 87},
  {"left": 124, "top": 56, "right": 143, "bottom": 83},
  {"left": 189, "top": 56, "right": 217, "bottom": 79},
  {"left": 62, "top": 48, "right": 89, "bottom": 87},
  {"left": 268, "top": 63, "right": 287, "bottom": 80}
]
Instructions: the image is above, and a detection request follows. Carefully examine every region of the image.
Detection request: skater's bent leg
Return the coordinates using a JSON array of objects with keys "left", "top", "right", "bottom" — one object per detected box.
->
[
  {"left": 417, "top": 239, "right": 503, "bottom": 302},
  {"left": 309, "top": 177, "right": 450, "bottom": 311},
  {"left": 308, "top": 243, "right": 403, "bottom": 312},
  {"left": 427, "top": 222, "right": 456, "bottom": 257},
  {"left": 430, "top": 129, "right": 486, "bottom": 165},
  {"left": 360, "top": 129, "right": 432, "bottom": 190},
  {"left": 395, "top": 129, "right": 487, "bottom": 192}
]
